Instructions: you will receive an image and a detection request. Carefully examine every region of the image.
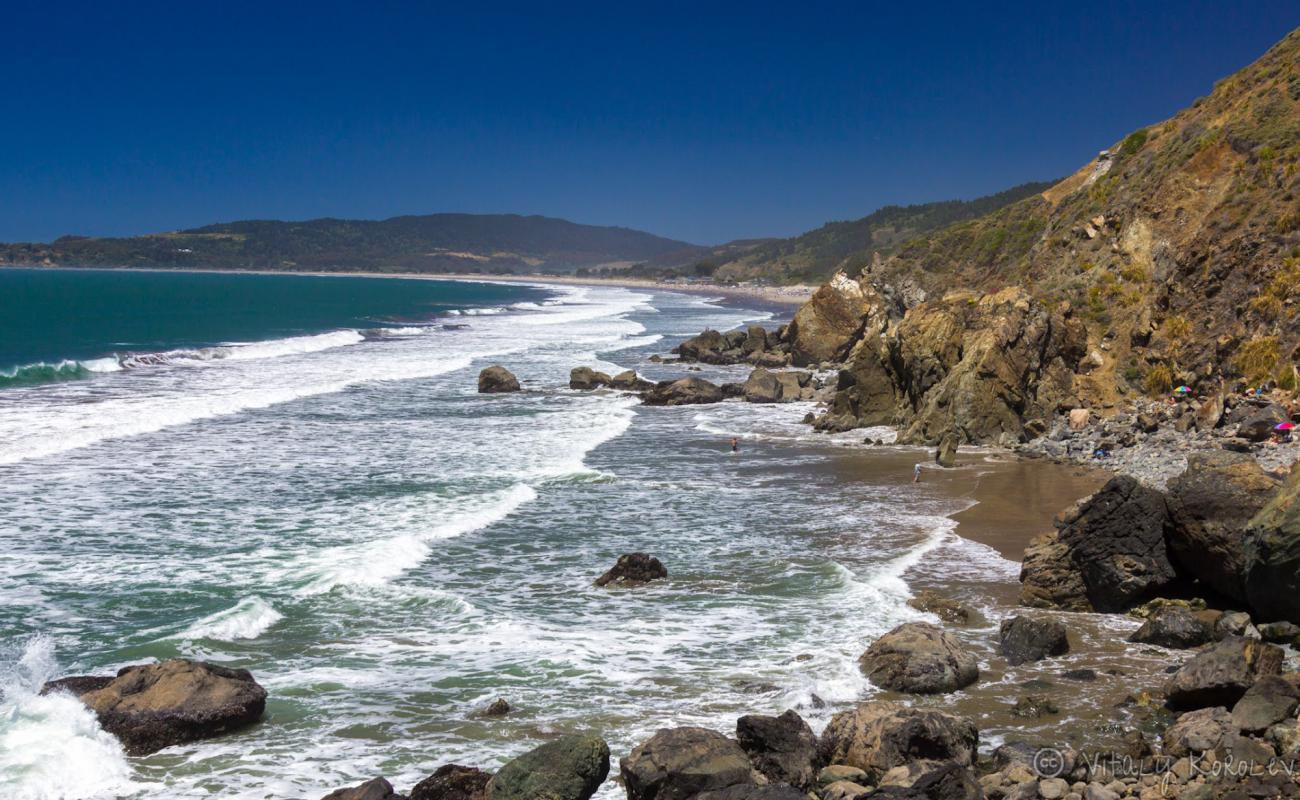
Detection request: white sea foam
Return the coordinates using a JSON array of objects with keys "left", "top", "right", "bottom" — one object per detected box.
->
[
  {"left": 0, "top": 637, "right": 147, "bottom": 800},
  {"left": 220, "top": 329, "right": 366, "bottom": 360},
  {"left": 176, "top": 596, "right": 284, "bottom": 641}
]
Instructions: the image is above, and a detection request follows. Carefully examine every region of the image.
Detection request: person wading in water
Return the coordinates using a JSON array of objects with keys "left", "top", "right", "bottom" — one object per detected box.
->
[{"left": 730, "top": 437, "right": 739, "bottom": 453}]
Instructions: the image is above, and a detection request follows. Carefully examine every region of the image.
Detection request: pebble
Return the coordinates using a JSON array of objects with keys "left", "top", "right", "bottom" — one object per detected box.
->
[{"left": 1040, "top": 778, "right": 1069, "bottom": 799}]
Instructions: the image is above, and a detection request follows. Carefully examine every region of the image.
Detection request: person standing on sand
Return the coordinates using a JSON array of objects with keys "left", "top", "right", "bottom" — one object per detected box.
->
[{"left": 913, "top": 463, "right": 922, "bottom": 483}]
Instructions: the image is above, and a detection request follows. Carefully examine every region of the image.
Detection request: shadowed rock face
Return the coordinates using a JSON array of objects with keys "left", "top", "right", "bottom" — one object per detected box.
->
[
  {"left": 1018, "top": 476, "right": 1181, "bottom": 613},
  {"left": 998, "top": 616, "right": 1070, "bottom": 665},
  {"left": 409, "top": 764, "right": 491, "bottom": 800},
  {"left": 1166, "top": 451, "right": 1279, "bottom": 604},
  {"left": 1128, "top": 606, "right": 1218, "bottom": 649},
  {"left": 735, "top": 709, "right": 819, "bottom": 790},
  {"left": 43, "top": 659, "right": 267, "bottom": 756},
  {"left": 858, "top": 622, "right": 979, "bottom": 694},
  {"left": 1244, "top": 469, "right": 1300, "bottom": 624},
  {"left": 1164, "top": 636, "right": 1285, "bottom": 710}
]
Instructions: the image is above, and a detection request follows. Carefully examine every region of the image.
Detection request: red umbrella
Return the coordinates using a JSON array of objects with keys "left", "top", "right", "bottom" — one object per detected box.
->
[{"left": 1276, "top": 422, "right": 1295, "bottom": 431}]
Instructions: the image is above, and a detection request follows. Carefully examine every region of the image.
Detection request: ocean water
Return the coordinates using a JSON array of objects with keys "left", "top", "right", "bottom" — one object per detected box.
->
[{"left": 0, "top": 272, "right": 978, "bottom": 799}]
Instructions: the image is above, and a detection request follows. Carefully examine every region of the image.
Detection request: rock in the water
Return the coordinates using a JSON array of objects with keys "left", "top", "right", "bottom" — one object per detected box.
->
[
  {"left": 476, "top": 698, "right": 511, "bottom": 717},
  {"left": 321, "top": 778, "right": 406, "bottom": 800},
  {"left": 936, "top": 433, "right": 958, "bottom": 468},
  {"left": 907, "top": 590, "right": 976, "bottom": 626},
  {"left": 1163, "top": 636, "right": 1284, "bottom": 710},
  {"left": 1230, "top": 675, "right": 1300, "bottom": 732},
  {"left": 735, "top": 709, "right": 818, "bottom": 790},
  {"left": 1165, "top": 452, "right": 1278, "bottom": 604},
  {"left": 43, "top": 659, "right": 267, "bottom": 756},
  {"left": 1128, "top": 606, "right": 1218, "bottom": 649},
  {"left": 1018, "top": 476, "right": 1180, "bottom": 613},
  {"left": 816, "top": 700, "right": 978, "bottom": 781},
  {"left": 477, "top": 365, "right": 520, "bottom": 393},
  {"left": 620, "top": 726, "right": 755, "bottom": 800},
  {"left": 570, "top": 367, "right": 613, "bottom": 390},
  {"left": 409, "top": 764, "right": 491, "bottom": 800},
  {"left": 642, "top": 378, "right": 725, "bottom": 406},
  {"left": 489, "top": 733, "right": 611, "bottom": 800},
  {"left": 611, "top": 370, "right": 654, "bottom": 391},
  {"left": 998, "top": 616, "right": 1069, "bottom": 665},
  {"left": 594, "top": 553, "right": 667, "bottom": 587},
  {"left": 1243, "top": 469, "right": 1300, "bottom": 625},
  {"left": 1010, "top": 694, "right": 1059, "bottom": 718},
  {"left": 742, "top": 368, "right": 785, "bottom": 403},
  {"left": 859, "top": 622, "right": 979, "bottom": 694}
]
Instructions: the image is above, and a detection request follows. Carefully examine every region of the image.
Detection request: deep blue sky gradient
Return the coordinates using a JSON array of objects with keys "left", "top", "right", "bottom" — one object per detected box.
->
[{"left": 3, "top": 1, "right": 1298, "bottom": 244}]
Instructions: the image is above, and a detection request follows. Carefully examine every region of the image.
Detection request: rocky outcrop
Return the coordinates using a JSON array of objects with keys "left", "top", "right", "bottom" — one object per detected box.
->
[
  {"left": 1243, "top": 469, "right": 1300, "bottom": 624},
  {"left": 570, "top": 367, "right": 613, "bottom": 390},
  {"left": 1230, "top": 675, "right": 1300, "bottom": 733},
  {"left": 935, "top": 433, "right": 958, "bottom": 468},
  {"left": 611, "top": 370, "right": 654, "bottom": 391},
  {"left": 409, "top": 765, "right": 491, "bottom": 800},
  {"left": 867, "top": 763, "right": 982, "bottom": 800},
  {"left": 1165, "top": 451, "right": 1278, "bottom": 603},
  {"left": 43, "top": 659, "right": 266, "bottom": 756},
  {"left": 998, "top": 616, "right": 1069, "bottom": 665},
  {"left": 734, "top": 710, "right": 818, "bottom": 790},
  {"left": 1018, "top": 476, "right": 1180, "bottom": 613},
  {"left": 786, "top": 272, "right": 883, "bottom": 365},
  {"left": 488, "top": 733, "right": 611, "bottom": 800},
  {"left": 595, "top": 553, "right": 667, "bottom": 587},
  {"left": 477, "top": 365, "right": 520, "bottom": 393},
  {"left": 642, "top": 378, "right": 725, "bottom": 406},
  {"left": 816, "top": 701, "right": 978, "bottom": 782},
  {"left": 675, "top": 326, "right": 791, "bottom": 367},
  {"left": 1128, "top": 606, "right": 1218, "bottom": 649},
  {"left": 1163, "top": 636, "right": 1284, "bottom": 710},
  {"left": 321, "top": 778, "right": 406, "bottom": 800},
  {"left": 859, "top": 622, "right": 979, "bottom": 694},
  {"left": 741, "top": 368, "right": 813, "bottom": 404},
  {"left": 620, "top": 727, "right": 756, "bottom": 800}
]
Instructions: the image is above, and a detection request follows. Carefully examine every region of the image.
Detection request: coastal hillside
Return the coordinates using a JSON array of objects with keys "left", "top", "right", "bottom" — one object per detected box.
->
[
  {"left": 702, "top": 181, "right": 1055, "bottom": 284},
  {"left": 782, "top": 27, "right": 1300, "bottom": 443},
  {"left": 0, "top": 213, "right": 697, "bottom": 273}
]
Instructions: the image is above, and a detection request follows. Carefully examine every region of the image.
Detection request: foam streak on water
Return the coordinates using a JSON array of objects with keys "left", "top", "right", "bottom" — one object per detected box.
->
[{"left": 0, "top": 284, "right": 972, "bottom": 799}]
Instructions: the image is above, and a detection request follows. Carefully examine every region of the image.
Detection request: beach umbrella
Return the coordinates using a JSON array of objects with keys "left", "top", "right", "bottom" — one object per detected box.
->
[
  {"left": 1276, "top": 422, "right": 1295, "bottom": 431},
  {"left": 1174, "top": 386, "right": 1192, "bottom": 395}
]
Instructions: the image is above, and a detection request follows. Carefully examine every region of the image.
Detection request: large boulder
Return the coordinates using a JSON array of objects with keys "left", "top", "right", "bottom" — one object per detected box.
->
[
  {"left": 321, "top": 778, "right": 406, "bottom": 800},
  {"left": 935, "top": 434, "right": 958, "bottom": 468},
  {"left": 1230, "top": 675, "right": 1300, "bottom": 733},
  {"left": 742, "top": 368, "right": 785, "bottom": 403},
  {"left": 409, "top": 764, "right": 491, "bottom": 800},
  {"left": 620, "top": 727, "right": 756, "bottom": 800},
  {"left": 488, "top": 733, "right": 611, "bottom": 800},
  {"left": 570, "top": 367, "right": 613, "bottom": 390},
  {"left": 642, "top": 378, "right": 725, "bottom": 406},
  {"left": 786, "top": 272, "right": 879, "bottom": 366},
  {"left": 1128, "top": 606, "right": 1218, "bottom": 649},
  {"left": 1235, "top": 404, "right": 1289, "bottom": 442},
  {"left": 1243, "top": 469, "right": 1300, "bottom": 624},
  {"left": 478, "top": 365, "right": 520, "bottom": 393},
  {"left": 43, "top": 659, "right": 266, "bottom": 756},
  {"left": 998, "top": 616, "right": 1069, "bottom": 665},
  {"left": 816, "top": 701, "right": 978, "bottom": 782},
  {"left": 1161, "top": 707, "right": 1234, "bottom": 757},
  {"left": 676, "top": 329, "right": 727, "bottom": 362},
  {"left": 735, "top": 710, "right": 818, "bottom": 790},
  {"left": 611, "top": 370, "right": 654, "bottom": 391},
  {"left": 859, "top": 622, "right": 979, "bottom": 694},
  {"left": 1018, "top": 476, "right": 1181, "bottom": 613},
  {"left": 594, "top": 553, "right": 667, "bottom": 587},
  {"left": 865, "top": 763, "right": 982, "bottom": 800},
  {"left": 1165, "top": 452, "right": 1278, "bottom": 603},
  {"left": 1163, "top": 636, "right": 1285, "bottom": 710}
]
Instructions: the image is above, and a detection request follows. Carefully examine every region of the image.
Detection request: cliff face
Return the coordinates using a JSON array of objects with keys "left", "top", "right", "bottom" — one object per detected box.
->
[{"left": 788, "top": 28, "right": 1300, "bottom": 443}]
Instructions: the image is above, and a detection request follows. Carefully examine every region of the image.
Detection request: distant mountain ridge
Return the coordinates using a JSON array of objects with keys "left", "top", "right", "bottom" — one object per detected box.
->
[{"left": 0, "top": 213, "right": 698, "bottom": 273}]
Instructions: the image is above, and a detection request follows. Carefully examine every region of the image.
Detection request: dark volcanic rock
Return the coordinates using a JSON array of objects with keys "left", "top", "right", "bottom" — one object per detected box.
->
[
  {"left": 43, "top": 659, "right": 266, "bottom": 756},
  {"left": 1019, "top": 476, "right": 1181, "bottom": 613},
  {"left": 735, "top": 709, "right": 818, "bottom": 790},
  {"left": 1163, "top": 636, "right": 1284, "bottom": 710},
  {"left": 570, "top": 367, "right": 613, "bottom": 390},
  {"left": 859, "top": 622, "right": 979, "bottom": 694},
  {"left": 998, "top": 616, "right": 1069, "bottom": 665},
  {"left": 1243, "top": 469, "right": 1300, "bottom": 624},
  {"left": 595, "top": 553, "right": 667, "bottom": 587},
  {"left": 1165, "top": 451, "right": 1278, "bottom": 603},
  {"left": 488, "top": 733, "right": 611, "bottom": 800},
  {"left": 866, "top": 763, "right": 982, "bottom": 800},
  {"left": 409, "top": 764, "right": 491, "bottom": 800},
  {"left": 620, "top": 726, "right": 755, "bottom": 800},
  {"left": 477, "top": 365, "right": 520, "bottom": 393},
  {"left": 642, "top": 378, "right": 725, "bottom": 406},
  {"left": 1128, "top": 606, "right": 1218, "bottom": 649},
  {"left": 321, "top": 778, "right": 406, "bottom": 800},
  {"left": 817, "top": 700, "right": 978, "bottom": 782}
]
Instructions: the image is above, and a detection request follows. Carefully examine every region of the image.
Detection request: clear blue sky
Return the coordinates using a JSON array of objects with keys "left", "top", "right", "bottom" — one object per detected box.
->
[{"left": 3, "top": 1, "right": 1297, "bottom": 245}]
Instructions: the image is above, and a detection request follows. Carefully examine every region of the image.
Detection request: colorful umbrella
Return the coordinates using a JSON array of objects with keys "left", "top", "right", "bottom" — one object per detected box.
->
[
  {"left": 1276, "top": 422, "right": 1295, "bottom": 431},
  {"left": 1174, "top": 386, "right": 1192, "bottom": 394}
]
